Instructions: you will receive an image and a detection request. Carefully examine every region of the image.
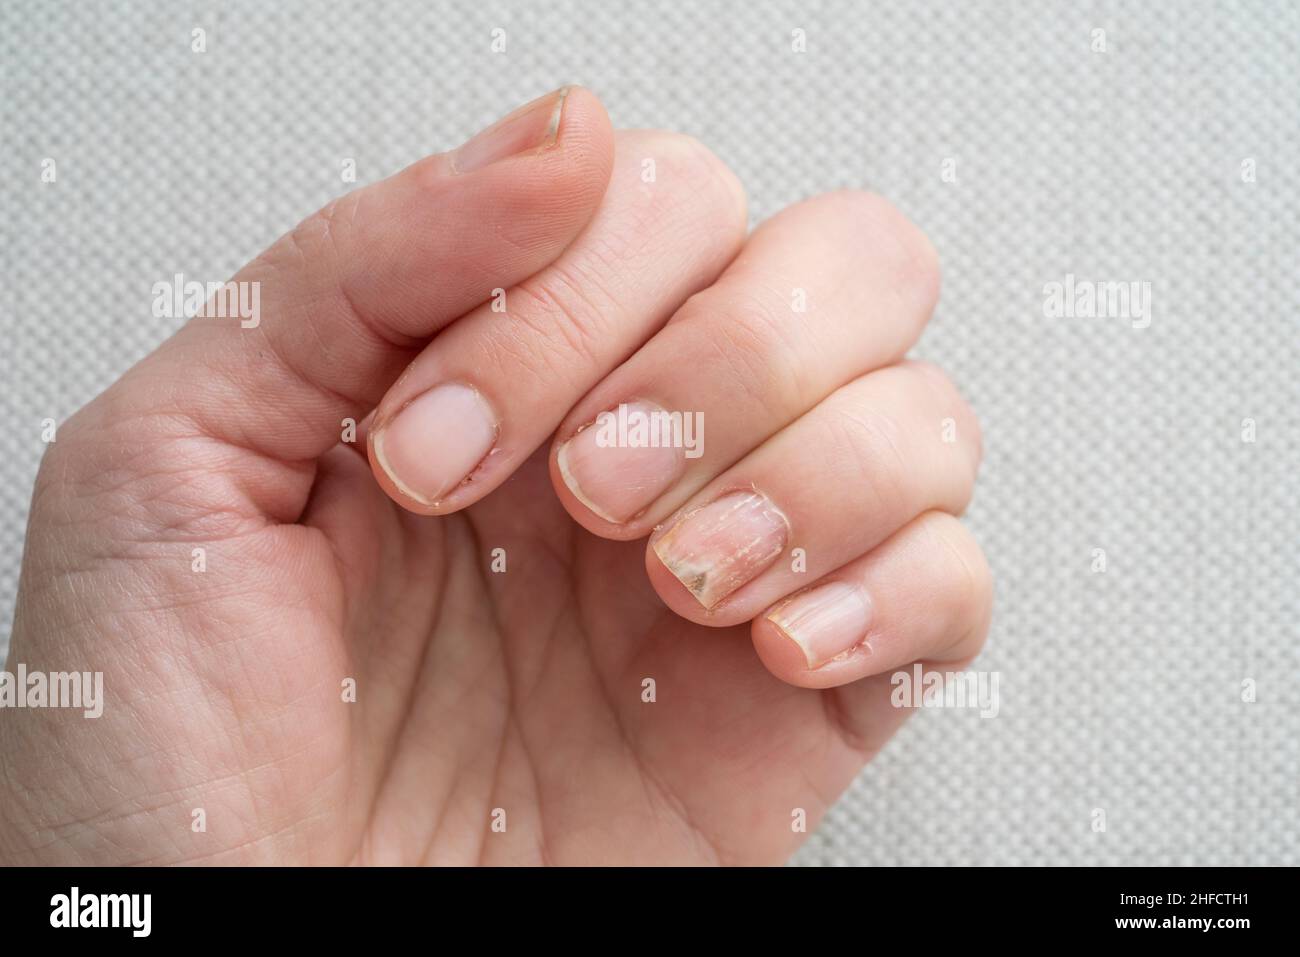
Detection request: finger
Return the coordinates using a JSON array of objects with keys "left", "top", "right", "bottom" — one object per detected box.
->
[
  {"left": 751, "top": 511, "right": 993, "bottom": 689},
  {"left": 366, "top": 130, "right": 748, "bottom": 514},
  {"left": 549, "top": 190, "right": 939, "bottom": 535},
  {"left": 646, "top": 360, "right": 981, "bottom": 624},
  {"left": 73, "top": 87, "right": 615, "bottom": 520}
]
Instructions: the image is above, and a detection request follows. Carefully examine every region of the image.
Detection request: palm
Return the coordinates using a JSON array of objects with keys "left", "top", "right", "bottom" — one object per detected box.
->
[
  {"left": 245, "top": 444, "right": 880, "bottom": 865},
  {"left": 6, "top": 435, "right": 889, "bottom": 867}
]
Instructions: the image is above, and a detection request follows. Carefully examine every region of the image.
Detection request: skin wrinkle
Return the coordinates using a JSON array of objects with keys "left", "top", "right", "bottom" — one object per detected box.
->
[
  {"left": 273, "top": 292, "right": 387, "bottom": 408},
  {"left": 10, "top": 527, "right": 345, "bottom": 863},
  {"left": 120, "top": 426, "right": 318, "bottom": 530},
  {"left": 171, "top": 703, "right": 323, "bottom": 864},
  {"left": 280, "top": 191, "right": 378, "bottom": 341},
  {"left": 479, "top": 511, "right": 719, "bottom": 865},
  {"left": 496, "top": 264, "right": 624, "bottom": 395},
  {"left": 2, "top": 90, "right": 987, "bottom": 866},
  {"left": 110, "top": 471, "right": 270, "bottom": 545},
  {"left": 420, "top": 654, "right": 513, "bottom": 864},
  {"left": 569, "top": 545, "right": 722, "bottom": 865},
  {"left": 698, "top": 303, "right": 799, "bottom": 420},
  {"left": 149, "top": 794, "right": 336, "bottom": 867},
  {"left": 822, "top": 683, "right": 888, "bottom": 758},
  {"left": 187, "top": 319, "right": 386, "bottom": 463},
  {"left": 47, "top": 411, "right": 229, "bottom": 501},
  {"left": 478, "top": 313, "right": 584, "bottom": 398},
  {"left": 335, "top": 535, "right": 436, "bottom": 816},
  {"left": 461, "top": 514, "right": 550, "bottom": 867},
  {"left": 20, "top": 751, "right": 238, "bottom": 864},
  {"left": 829, "top": 404, "right": 909, "bottom": 517},
  {"left": 211, "top": 639, "right": 340, "bottom": 816},
  {"left": 235, "top": 231, "right": 416, "bottom": 445},
  {"left": 352, "top": 513, "right": 458, "bottom": 866},
  {"left": 441, "top": 549, "right": 513, "bottom": 859}
]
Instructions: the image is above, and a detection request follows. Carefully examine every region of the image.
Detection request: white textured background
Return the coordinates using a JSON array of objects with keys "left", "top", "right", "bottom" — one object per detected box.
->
[{"left": 2, "top": 0, "right": 1297, "bottom": 865}]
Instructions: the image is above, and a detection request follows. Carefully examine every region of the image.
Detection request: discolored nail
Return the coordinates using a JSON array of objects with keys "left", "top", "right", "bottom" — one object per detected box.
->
[
  {"left": 652, "top": 490, "right": 789, "bottom": 609},
  {"left": 766, "top": 581, "right": 873, "bottom": 669}
]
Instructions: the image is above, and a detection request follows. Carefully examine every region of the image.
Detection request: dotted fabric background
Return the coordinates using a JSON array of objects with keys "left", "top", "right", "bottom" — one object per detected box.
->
[{"left": 1, "top": 0, "right": 1297, "bottom": 865}]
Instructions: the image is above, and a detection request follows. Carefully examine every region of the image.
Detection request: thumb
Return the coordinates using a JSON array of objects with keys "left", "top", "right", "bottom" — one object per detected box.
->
[{"left": 71, "top": 86, "right": 613, "bottom": 520}]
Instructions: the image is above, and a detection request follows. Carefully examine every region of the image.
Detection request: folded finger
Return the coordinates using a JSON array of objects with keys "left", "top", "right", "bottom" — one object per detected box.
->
[
  {"left": 752, "top": 510, "right": 993, "bottom": 689},
  {"left": 646, "top": 360, "right": 981, "bottom": 624},
  {"left": 550, "top": 190, "right": 939, "bottom": 535},
  {"left": 73, "top": 87, "right": 614, "bottom": 523},
  {"left": 367, "top": 130, "right": 748, "bottom": 514}
]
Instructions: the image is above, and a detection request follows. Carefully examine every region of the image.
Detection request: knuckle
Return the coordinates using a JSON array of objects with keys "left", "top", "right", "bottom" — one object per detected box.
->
[
  {"left": 824, "top": 189, "right": 941, "bottom": 313},
  {"left": 286, "top": 193, "right": 355, "bottom": 267},
  {"left": 904, "top": 360, "right": 984, "bottom": 476},
  {"left": 926, "top": 514, "right": 993, "bottom": 653},
  {"left": 823, "top": 402, "right": 911, "bottom": 518},
  {"left": 33, "top": 389, "right": 126, "bottom": 495},
  {"left": 509, "top": 259, "right": 615, "bottom": 378},
  {"left": 624, "top": 130, "right": 747, "bottom": 224},
  {"left": 32, "top": 390, "right": 263, "bottom": 545},
  {"left": 272, "top": 192, "right": 373, "bottom": 317},
  {"left": 902, "top": 358, "right": 959, "bottom": 400},
  {"left": 687, "top": 284, "right": 813, "bottom": 411},
  {"left": 405, "top": 150, "right": 453, "bottom": 193},
  {"left": 32, "top": 436, "right": 73, "bottom": 510}
]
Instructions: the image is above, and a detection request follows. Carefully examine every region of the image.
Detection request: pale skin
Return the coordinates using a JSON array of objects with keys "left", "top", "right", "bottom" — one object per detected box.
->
[{"left": 0, "top": 88, "right": 990, "bottom": 865}]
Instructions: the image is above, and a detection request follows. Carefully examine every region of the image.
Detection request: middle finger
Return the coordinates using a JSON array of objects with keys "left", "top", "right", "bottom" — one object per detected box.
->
[{"left": 550, "top": 190, "right": 940, "bottom": 536}]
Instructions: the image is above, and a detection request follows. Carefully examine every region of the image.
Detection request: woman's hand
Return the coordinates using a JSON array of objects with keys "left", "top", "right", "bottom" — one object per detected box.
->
[{"left": 0, "top": 88, "right": 989, "bottom": 865}]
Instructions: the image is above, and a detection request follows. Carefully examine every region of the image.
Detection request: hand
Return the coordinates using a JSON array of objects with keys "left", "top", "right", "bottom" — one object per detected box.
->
[{"left": 0, "top": 87, "right": 989, "bottom": 865}]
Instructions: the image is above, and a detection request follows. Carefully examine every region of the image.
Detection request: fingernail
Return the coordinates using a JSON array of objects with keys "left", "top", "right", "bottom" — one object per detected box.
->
[
  {"left": 556, "top": 401, "right": 688, "bottom": 523},
  {"left": 372, "top": 383, "right": 497, "bottom": 506},
  {"left": 451, "top": 87, "right": 570, "bottom": 173},
  {"left": 652, "top": 491, "right": 788, "bottom": 609},
  {"left": 766, "top": 582, "right": 872, "bottom": 669}
]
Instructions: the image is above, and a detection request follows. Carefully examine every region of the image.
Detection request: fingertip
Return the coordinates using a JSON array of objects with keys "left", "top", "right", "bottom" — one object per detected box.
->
[
  {"left": 549, "top": 85, "right": 616, "bottom": 183},
  {"left": 366, "top": 431, "right": 440, "bottom": 516},
  {"left": 641, "top": 532, "right": 762, "bottom": 629},
  {"left": 512, "top": 85, "right": 616, "bottom": 236},
  {"left": 437, "top": 85, "right": 615, "bottom": 271},
  {"left": 366, "top": 408, "right": 492, "bottom": 519},
  {"left": 547, "top": 425, "right": 684, "bottom": 542},
  {"left": 643, "top": 542, "right": 715, "bottom": 621}
]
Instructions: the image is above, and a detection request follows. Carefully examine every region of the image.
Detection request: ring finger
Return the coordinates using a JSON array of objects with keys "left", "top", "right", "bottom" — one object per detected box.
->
[{"left": 644, "top": 360, "right": 981, "bottom": 625}]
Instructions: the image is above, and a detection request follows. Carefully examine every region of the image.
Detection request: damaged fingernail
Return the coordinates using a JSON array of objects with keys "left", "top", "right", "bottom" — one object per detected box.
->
[
  {"left": 652, "top": 490, "right": 789, "bottom": 609},
  {"left": 766, "top": 581, "right": 872, "bottom": 669}
]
